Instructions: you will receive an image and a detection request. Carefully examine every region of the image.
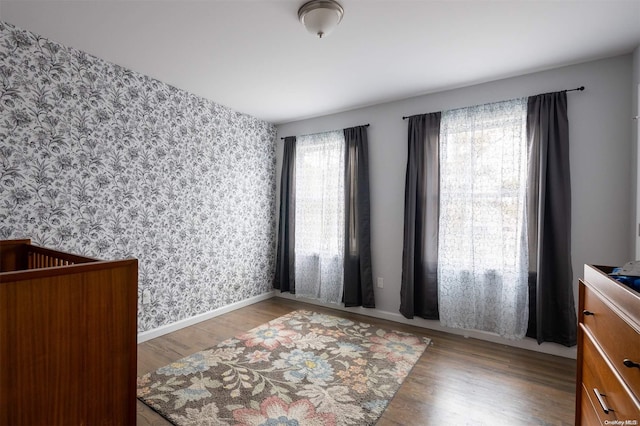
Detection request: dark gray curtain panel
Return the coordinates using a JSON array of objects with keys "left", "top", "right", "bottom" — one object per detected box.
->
[
  {"left": 400, "top": 113, "right": 441, "bottom": 319},
  {"left": 273, "top": 136, "right": 296, "bottom": 293},
  {"left": 526, "top": 91, "right": 577, "bottom": 347},
  {"left": 343, "top": 126, "right": 375, "bottom": 308}
]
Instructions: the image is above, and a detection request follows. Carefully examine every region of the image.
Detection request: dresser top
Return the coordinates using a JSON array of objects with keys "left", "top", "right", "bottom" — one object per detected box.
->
[{"left": 585, "top": 264, "right": 640, "bottom": 333}]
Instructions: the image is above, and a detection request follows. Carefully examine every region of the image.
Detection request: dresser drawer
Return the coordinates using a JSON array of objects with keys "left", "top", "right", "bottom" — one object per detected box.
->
[
  {"left": 581, "top": 330, "right": 640, "bottom": 422},
  {"left": 582, "top": 282, "right": 640, "bottom": 397},
  {"left": 580, "top": 384, "right": 605, "bottom": 426}
]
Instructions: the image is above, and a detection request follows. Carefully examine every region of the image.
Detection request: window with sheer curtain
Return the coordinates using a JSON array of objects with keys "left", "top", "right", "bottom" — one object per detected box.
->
[
  {"left": 438, "top": 98, "right": 530, "bottom": 339},
  {"left": 294, "top": 130, "right": 345, "bottom": 303}
]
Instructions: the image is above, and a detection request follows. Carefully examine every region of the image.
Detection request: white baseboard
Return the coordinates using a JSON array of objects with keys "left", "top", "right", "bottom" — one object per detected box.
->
[
  {"left": 274, "top": 292, "right": 577, "bottom": 359},
  {"left": 137, "top": 291, "right": 276, "bottom": 343},
  {"left": 137, "top": 289, "right": 577, "bottom": 359}
]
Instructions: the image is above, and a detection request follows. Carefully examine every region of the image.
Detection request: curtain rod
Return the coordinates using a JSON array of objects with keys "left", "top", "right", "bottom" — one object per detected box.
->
[
  {"left": 565, "top": 86, "right": 585, "bottom": 93},
  {"left": 280, "top": 123, "right": 370, "bottom": 140},
  {"left": 401, "top": 86, "right": 585, "bottom": 120}
]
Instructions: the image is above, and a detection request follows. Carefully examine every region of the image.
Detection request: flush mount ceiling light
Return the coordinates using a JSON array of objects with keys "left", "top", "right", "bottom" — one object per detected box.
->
[{"left": 298, "top": 0, "right": 344, "bottom": 39}]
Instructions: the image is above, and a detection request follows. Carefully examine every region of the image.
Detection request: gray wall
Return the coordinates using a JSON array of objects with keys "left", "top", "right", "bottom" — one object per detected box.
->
[
  {"left": 633, "top": 46, "right": 640, "bottom": 257},
  {"left": 0, "top": 21, "right": 277, "bottom": 332},
  {"left": 275, "top": 54, "right": 633, "bottom": 355}
]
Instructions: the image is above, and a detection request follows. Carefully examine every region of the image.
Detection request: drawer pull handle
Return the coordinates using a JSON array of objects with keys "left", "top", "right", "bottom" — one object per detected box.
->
[
  {"left": 593, "top": 388, "right": 613, "bottom": 414},
  {"left": 583, "top": 310, "right": 595, "bottom": 316},
  {"left": 623, "top": 359, "right": 640, "bottom": 369}
]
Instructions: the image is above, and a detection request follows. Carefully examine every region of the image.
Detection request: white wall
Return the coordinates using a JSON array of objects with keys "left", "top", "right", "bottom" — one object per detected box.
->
[{"left": 275, "top": 54, "right": 633, "bottom": 357}]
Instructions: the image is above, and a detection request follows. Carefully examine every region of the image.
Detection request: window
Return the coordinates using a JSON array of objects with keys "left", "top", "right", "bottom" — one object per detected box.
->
[
  {"left": 275, "top": 125, "right": 374, "bottom": 307},
  {"left": 438, "top": 98, "right": 530, "bottom": 339},
  {"left": 294, "top": 130, "right": 345, "bottom": 303}
]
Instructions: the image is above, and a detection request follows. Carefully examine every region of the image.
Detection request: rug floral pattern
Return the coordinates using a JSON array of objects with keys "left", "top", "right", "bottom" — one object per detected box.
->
[{"left": 138, "top": 310, "right": 430, "bottom": 425}]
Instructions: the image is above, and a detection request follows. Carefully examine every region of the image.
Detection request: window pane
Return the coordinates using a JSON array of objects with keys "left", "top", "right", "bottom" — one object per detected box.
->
[
  {"left": 438, "top": 98, "right": 529, "bottom": 339},
  {"left": 294, "top": 130, "right": 345, "bottom": 303}
]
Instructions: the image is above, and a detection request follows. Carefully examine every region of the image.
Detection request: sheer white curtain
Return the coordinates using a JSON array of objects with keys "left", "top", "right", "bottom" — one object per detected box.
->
[
  {"left": 438, "top": 99, "right": 529, "bottom": 339},
  {"left": 294, "top": 130, "right": 345, "bottom": 303}
]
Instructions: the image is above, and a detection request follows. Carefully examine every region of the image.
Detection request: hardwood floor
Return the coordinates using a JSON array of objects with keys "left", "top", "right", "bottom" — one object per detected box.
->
[{"left": 137, "top": 298, "right": 576, "bottom": 425}]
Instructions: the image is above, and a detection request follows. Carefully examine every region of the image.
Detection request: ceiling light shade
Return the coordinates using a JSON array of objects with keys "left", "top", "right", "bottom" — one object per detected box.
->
[{"left": 298, "top": 0, "right": 344, "bottom": 38}]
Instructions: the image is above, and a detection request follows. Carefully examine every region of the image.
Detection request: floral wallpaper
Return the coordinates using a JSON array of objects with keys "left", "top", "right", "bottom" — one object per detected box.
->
[{"left": 0, "top": 21, "right": 277, "bottom": 332}]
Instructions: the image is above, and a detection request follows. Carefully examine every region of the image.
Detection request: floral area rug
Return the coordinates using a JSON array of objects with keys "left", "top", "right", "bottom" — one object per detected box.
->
[{"left": 137, "top": 310, "right": 431, "bottom": 425}]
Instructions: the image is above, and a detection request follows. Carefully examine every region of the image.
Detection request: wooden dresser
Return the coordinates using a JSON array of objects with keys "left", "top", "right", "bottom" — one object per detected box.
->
[{"left": 576, "top": 265, "right": 640, "bottom": 425}]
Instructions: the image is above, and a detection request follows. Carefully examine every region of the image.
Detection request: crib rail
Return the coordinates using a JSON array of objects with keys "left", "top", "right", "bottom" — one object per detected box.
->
[
  {"left": 27, "top": 245, "right": 95, "bottom": 269},
  {"left": 0, "top": 239, "right": 96, "bottom": 272}
]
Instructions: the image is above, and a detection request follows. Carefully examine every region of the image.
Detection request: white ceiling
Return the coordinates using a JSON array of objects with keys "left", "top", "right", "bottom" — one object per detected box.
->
[{"left": 1, "top": 0, "right": 639, "bottom": 124}]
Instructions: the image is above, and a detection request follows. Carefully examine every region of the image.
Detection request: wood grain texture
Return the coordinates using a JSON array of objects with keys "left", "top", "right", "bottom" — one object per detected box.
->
[
  {"left": 0, "top": 239, "right": 30, "bottom": 272},
  {"left": 581, "top": 330, "right": 640, "bottom": 422},
  {"left": 582, "top": 283, "right": 640, "bottom": 397},
  {"left": 576, "top": 266, "right": 640, "bottom": 425},
  {"left": 0, "top": 246, "right": 138, "bottom": 426},
  {"left": 137, "top": 298, "right": 576, "bottom": 425}
]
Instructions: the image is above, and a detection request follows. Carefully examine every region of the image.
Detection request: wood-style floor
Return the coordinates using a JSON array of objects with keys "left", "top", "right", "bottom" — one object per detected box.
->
[{"left": 137, "top": 298, "right": 576, "bottom": 425}]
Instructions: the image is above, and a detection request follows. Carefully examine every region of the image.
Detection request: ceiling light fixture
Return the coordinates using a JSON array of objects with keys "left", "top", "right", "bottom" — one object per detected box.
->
[{"left": 298, "top": 0, "right": 344, "bottom": 39}]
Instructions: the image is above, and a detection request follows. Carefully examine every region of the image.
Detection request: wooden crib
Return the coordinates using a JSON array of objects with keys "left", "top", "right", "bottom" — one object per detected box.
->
[{"left": 0, "top": 239, "right": 138, "bottom": 425}]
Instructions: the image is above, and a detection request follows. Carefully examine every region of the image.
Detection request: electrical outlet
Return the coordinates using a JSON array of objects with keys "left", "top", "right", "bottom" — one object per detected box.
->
[
  {"left": 142, "top": 289, "right": 151, "bottom": 305},
  {"left": 376, "top": 277, "right": 383, "bottom": 288}
]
